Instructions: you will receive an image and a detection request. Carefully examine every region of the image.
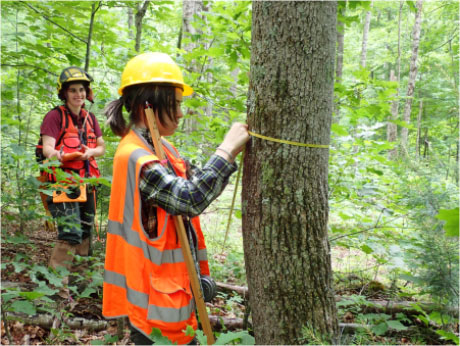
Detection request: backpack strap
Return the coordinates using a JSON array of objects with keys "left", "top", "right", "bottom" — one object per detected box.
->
[{"left": 55, "top": 105, "right": 70, "bottom": 147}]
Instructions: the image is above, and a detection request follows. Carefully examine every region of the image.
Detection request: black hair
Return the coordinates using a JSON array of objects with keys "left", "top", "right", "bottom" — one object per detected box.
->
[
  {"left": 104, "top": 84, "right": 178, "bottom": 137},
  {"left": 58, "top": 81, "right": 91, "bottom": 101}
]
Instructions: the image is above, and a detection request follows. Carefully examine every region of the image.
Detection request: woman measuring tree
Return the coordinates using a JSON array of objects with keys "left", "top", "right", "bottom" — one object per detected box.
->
[{"left": 102, "top": 52, "right": 249, "bottom": 345}]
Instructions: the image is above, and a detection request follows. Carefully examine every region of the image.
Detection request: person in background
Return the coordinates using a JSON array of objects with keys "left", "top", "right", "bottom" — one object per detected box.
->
[
  {"left": 38, "top": 66, "right": 105, "bottom": 274},
  {"left": 102, "top": 52, "right": 249, "bottom": 345}
]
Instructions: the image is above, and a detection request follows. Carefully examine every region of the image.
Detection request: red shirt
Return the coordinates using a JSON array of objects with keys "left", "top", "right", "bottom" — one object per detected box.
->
[{"left": 40, "top": 106, "right": 103, "bottom": 141}]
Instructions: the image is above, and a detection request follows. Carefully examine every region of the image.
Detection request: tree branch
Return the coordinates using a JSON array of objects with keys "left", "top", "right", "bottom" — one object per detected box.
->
[
  {"left": 1, "top": 63, "right": 58, "bottom": 76},
  {"left": 20, "top": 1, "right": 87, "bottom": 44}
]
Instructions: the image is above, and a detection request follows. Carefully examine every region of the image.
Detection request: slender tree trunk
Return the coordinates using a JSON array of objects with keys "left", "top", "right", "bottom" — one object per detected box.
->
[
  {"left": 134, "top": 0, "right": 150, "bottom": 52},
  {"left": 182, "top": 0, "right": 204, "bottom": 132},
  {"left": 423, "top": 128, "right": 429, "bottom": 158},
  {"left": 387, "top": 70, "right": 398, "bottom": 159},
  {"left": 415, "top": 99, "right": 423, "bottom": 159},
  {"left": 128, "top": 6, "right": 134, "bottom": 40},
  {"left": 84, "top": 2, "right": 100, "bottom": 72},
  {"left": 243, "top": 2, "right": 338, "bottom": 344},
  {"left": 360, "top": 1, "right": 373, "bottom": 68},
  {"left": 401, "top": 0, "right": 423, "bottom": 150}
]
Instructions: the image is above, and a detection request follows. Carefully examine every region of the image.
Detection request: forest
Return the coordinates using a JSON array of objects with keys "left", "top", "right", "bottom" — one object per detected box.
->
[{"left": 1, "top": 1, "right": 459, "bottom": 345}]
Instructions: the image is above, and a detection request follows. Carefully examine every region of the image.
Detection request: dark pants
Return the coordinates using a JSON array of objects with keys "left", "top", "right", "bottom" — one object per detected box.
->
[
  {"left": 129, "top": 323, "right": 197, "bottom": 345},
  {"left": 47, "top": 186, "right": 96, "bottom": 245}
]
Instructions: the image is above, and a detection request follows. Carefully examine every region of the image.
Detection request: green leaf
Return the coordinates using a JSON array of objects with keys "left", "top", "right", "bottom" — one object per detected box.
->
[
  {"left": 19, "top": 291, "right": 46, "bottom": 300},
  {"left": 331, "top": 123, "right": 349, "bottom": 136},
  {"left": 371, "top": 322, "right": 388, "bottom": 336},
  {"left": 386, "top": 320, "right": 408, "bottom": 331},
  {"left": 436, "top": 330, "right": 459, "bottom": 345},
  {"left": 215, "top": 331, "right": 255, "bottom": 345},
  {"left": 234, "top": 209, "right": 242, "bottom": 219},
  {"left": 194, "top": 330, "right": 208, "bottom": 345},
  {"left": 10, "top": 300, "right": 36, "bottom": 315},
  {"left": 150, "top": 328, "right": 176, "bottom": 345},
  {"left": 361, "top": 244, "right": 374, "bottom": 254},
  {"left": 435, "top": 208, "right": 459, "bottom": 237}
]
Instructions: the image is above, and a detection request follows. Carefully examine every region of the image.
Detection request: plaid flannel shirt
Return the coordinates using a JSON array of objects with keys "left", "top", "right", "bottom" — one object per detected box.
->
[{"left": 136, "top": 128, "right": 237, "bottom": 238}]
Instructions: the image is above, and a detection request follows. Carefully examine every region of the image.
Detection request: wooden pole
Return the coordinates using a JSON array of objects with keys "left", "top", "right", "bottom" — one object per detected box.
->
[{"left": 144, "top": 103, "right": 215, "bottom": 345}]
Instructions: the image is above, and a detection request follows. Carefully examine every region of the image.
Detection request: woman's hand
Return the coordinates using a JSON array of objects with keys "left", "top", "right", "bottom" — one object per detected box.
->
[
  {"left": 215, "top": 123, "right": 250, "bottom": 162},
  {"left": 80, "top": 145, "right": 95, "bottom": 160}
]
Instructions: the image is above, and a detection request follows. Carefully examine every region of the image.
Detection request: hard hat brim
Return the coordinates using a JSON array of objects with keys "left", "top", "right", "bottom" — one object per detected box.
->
[{"left": 118, "top": 81, "right": 193, "bottom": 96}]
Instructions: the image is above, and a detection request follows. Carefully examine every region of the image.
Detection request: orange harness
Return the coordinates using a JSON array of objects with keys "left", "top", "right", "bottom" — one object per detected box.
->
[{"left": 36, "top": 105, "right": 100, "bottom": 183}]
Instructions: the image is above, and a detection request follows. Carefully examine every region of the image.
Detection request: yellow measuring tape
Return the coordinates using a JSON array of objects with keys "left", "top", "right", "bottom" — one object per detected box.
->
[
  {"left": 221, "top": 129, "right": 329, "bottom": 252},
  {"left": 248, "top": 130, "right": 329, "bottom": 148}
]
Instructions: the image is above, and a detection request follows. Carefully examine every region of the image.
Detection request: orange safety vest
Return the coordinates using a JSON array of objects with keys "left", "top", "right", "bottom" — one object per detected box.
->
[
  {"left": 103, "top": 130, "right": 209, "bottom": 345},
  {"left": 37, "top": 105, "right": 100, "bottom": 181}
]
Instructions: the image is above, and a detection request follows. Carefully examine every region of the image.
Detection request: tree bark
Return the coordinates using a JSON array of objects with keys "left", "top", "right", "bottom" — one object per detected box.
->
[
  {"left": 360, "top": 1, "right": 373, "bottom": 68},
  {"left": 128, "top": 6, "right": 134, "bottom": 40},
  {"left": 401, "top": 0, "right": 423, "bottom": 150},
  {"left": 415, "top": 98, "right": 423, "bottom": 159},
  {"left": 387, "top": 2, "right": 403, "bottom": 159},
  {"left": 181, "top": 0, "right": 204, "bottom": 131},
  {"left": 387, "top": 70, "right": 399, "bottom": 159},
  {"left": 134, "top": 0, "right": 150, "bottom": 53},
  {"left": 243, "top": 2, "right": 338, "bottom": 344}
]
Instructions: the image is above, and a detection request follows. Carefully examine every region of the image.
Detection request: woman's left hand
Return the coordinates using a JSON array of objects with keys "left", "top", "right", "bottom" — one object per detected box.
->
[{"left": 80, "top": 145, "right": 94, "bottom": 160}]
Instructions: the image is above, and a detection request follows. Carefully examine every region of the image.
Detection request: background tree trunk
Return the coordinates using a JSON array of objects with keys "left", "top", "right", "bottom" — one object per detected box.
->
[
  {"left": 84, "top": 2, "right": 100, "bottom": 72},
  {"left": 387, "top": 70, "right": 399, "bottom": 159},
  {"left": 243, "top": 2, "right": 338, "bottom": 344},
  {"left": 416, "top": 98, "right": 423, "bottom": 159},
  {"left": 134, "top": 0, "right": 150, "bottom": 52},
  {"left": 360, "top": 1, "right": 373, "bottom": 68},
  {"left": 181, "top": 0, "right": 204, "bottom": 132},
  {"left": 387, "top": 2, "right": 403, "bottom": 159},
  {"left": 128, "top": 6, "right": 134, "bottom": 40},
  {"left": 401, "top": 0, "right": 423, "bottom": 150}
]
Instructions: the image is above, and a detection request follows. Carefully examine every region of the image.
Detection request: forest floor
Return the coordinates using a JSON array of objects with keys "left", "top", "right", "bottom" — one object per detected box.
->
[
  {"left": 1, "top": 215, "right": 248, "bottom": 345},
  {"left": 1, "top": 213, "right": 457, "bottom": 345}
]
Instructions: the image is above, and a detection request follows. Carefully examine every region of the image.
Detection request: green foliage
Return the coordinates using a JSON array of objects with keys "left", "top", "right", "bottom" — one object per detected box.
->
[
  {"left": 1, "top": 1, "right": 459, "bottom": 344},
  {"left": 436, "top": 208, "right": 459, "bottom": 237},
  {"left": 150, "top": 328, "right": 177, "bottom": 345}
]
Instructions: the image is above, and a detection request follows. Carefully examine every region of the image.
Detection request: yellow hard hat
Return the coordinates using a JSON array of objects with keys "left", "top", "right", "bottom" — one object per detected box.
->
[{"left": 118, "top": 52, "right": 193, "bottom": 96}]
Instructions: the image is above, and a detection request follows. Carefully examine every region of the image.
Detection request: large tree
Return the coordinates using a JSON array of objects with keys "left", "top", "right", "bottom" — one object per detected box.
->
[{"left": 242, "top": 2, "right": 338, "bottom": 344}]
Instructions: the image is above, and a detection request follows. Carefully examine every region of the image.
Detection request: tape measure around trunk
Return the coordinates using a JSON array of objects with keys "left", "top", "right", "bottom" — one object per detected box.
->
[
  {"left": 221, "top": 130, "right": 328, "bottom": 252},
  {"left": 248, "top": 130, "right": 329, "bottom": 148}
]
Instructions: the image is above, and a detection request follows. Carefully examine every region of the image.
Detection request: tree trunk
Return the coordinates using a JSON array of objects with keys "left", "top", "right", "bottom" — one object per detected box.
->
[
  {"left": 423, "top": 128, "right": 429, "bottom": 158},
  {"left": 387, "top": 2, "right": 403, "bottom": 159},
  {"left": 128, "top": 6, "right": 134, "bottom": 40},
  {"left": 387, "top": 70, "right": 398, "bottom": 159},
  {"left": 360, "top": 1, "right": 373, "bottom": 68},
  {"left": 415, "top": 99, "right": 423, "bottom": 159},
  {"left": 134, "top": 0, "right": 150, "bottom": 53},
  {"left": 84, "top": 2, "right": 100, "bottom": 72},
  {"left": 401, "top": 0, "right": 423, "bottom": 150},
  {"left": 182, "top": 0, "right": 204, "bottom": 132},
  {"left": 243, "top": 2, "right": 338, "bottom": 344}
]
